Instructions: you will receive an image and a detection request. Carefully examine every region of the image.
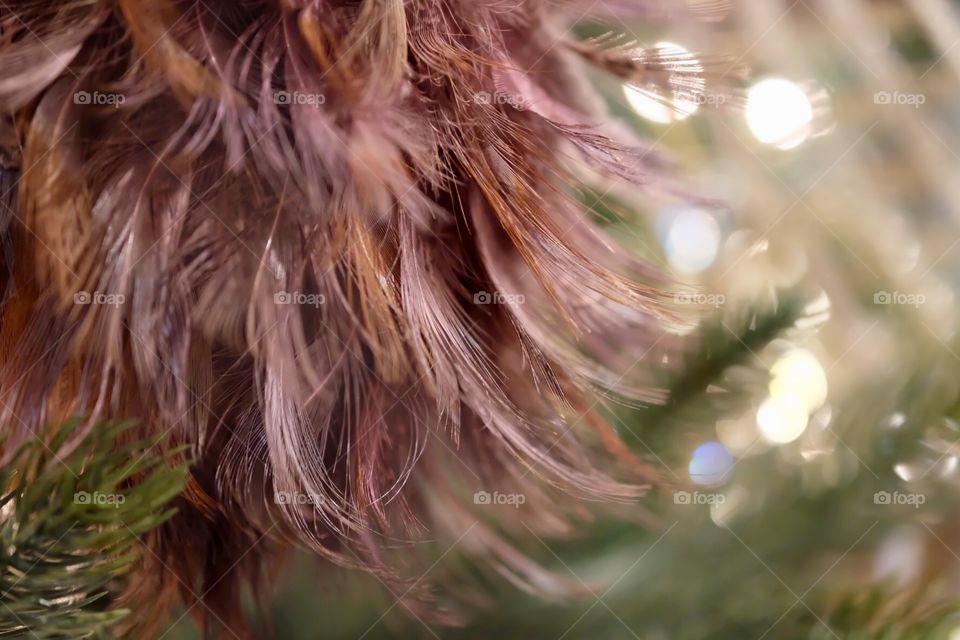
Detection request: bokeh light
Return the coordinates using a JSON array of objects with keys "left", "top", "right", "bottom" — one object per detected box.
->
[
  {"left": 757, "top": 393, "right": 810, "bottom": 444},
  {"left": 659, "top": 205, "right": 722, "bottom": 274},
  {"left": 623, "top": 42, "right": 701, "bottom": 124},
  {"left": 688, "top": 441, "right": 735, "bottom": 486},
  {"left": 716, "top": 417, "right": 756, "bottom": 454},
  {"left": 769, "top": 349, "right": 828, "bottom": 411},
  {"left": 745, "top": 77, "right": 814, "bottom": 149}
]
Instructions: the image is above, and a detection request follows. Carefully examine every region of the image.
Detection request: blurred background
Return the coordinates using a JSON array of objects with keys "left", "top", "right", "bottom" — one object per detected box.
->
[{"left": 152, "top": 0, "right": 960, "bottom": 637}]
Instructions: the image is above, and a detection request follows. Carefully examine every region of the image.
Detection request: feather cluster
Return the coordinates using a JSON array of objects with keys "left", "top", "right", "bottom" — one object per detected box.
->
[{"left": 0, "top": 0, "right": 724, "bottom": 636}]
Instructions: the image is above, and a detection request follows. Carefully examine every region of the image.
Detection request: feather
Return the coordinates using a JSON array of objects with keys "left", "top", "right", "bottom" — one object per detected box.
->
[{"left": 0, "top": 0, "right": 709, "bottom": 634}]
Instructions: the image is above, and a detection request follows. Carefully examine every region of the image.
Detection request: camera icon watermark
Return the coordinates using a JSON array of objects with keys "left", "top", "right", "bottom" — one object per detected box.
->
[
  {"left": 873, "top": 490, "right": 925, "bottom": 508},
  {"left": 73, "top": 91, "right": 126, "bottom": 106},
  {"left": 274, "top": 291, "right": 326, "bottom": 308},
  {"left": 470, "top": 91, "right": 524, "bottom": 108},
  {"left": 673, "top": 490, "right": 726, "bottom": 505},
  {"left": 873, "top": 290, "right": 925, "bottom": 308},
  {"left": 873, "top": 91, "right": 925, "bottom": 108},
  {"left": 673, "top": 292, "right": 726, "bottom": 308},
  {"left": 274, "top": 491, "right": 320, "bottom": 505},
  {"left": 273, "top": 91, "right": 326, "bottom": 108},
  {"left": 74, "top": 291, "right": 125, "bottom": 307},
  {"left": 473, "top": 490, "right": 526, "bottom": 508},
  {"left": 473, "top": 291, "right": 525, "bottom": 306},
  {"left": 74, "top": 491, "right": 125, "bottom": 508},
  {"left": 676, "top": 91, "right": 727, "bottom": 107}
]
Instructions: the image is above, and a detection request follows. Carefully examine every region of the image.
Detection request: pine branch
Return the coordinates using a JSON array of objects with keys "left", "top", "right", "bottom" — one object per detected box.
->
[
  {"left": 616, "top": 293, "right": 808, "bottom": 453},
  {"left": 0, "top": 419, "right": 187, "bottom": 639}
]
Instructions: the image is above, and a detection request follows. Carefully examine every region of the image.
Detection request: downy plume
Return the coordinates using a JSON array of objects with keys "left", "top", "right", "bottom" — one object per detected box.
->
[{"left": 0, "top": 1, "right": 731, "bottom": 636}]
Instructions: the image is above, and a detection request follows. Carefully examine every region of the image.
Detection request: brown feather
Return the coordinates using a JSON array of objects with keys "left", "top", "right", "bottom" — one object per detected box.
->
[{"left": 0, "top": 0, "right": 718, "bottom": 635}]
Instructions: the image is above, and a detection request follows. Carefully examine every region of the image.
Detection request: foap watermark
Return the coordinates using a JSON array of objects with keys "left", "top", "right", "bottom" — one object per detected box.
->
[
  {"left": 873, "top": 290, "right": 925, "bottom": 308},
  {"left": 674, "top": 292, "right": 726, "bottom": 308},
  {"left": 74, "top": 491, "right": 125, "bottom": 508},
  {"left": 74, "top": 291, "right": 125, "bottom": 307},
  {"left": 473, "top": 490, "right": 526, "bottom": 508},
  {"left": 474, "top": 291, "right": 525, "bottom": 306},
  {"left": 874, "top": 91, "right": 925, "bottom": 108},
  {"left": 677, "top": 91, "right": 728, "bottom": 107},
  {"left": 874, "top": 490, "right": 925, "bottom": 508},
  {"left": 74, "top": 90, "right": 126, "bottom": 106},
  {"left": 673, "top": 490, "right": 726, "bottom": 506},
  {"left": 274, "top": 491, "right": 321, "bottom": 506},
  {"left": 274, "top": 90, "right": 326, "bottom": 108},
  {"left": 274, "top": 291, "right": 326, "bottom": 308},
  {"left": 471, "top": 91, "right": 524, "bottom": 108}
]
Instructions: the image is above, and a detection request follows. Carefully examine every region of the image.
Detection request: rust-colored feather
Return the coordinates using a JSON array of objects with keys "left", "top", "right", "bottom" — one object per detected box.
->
[{"left": 0, "top": 0, "right": 721, "bottom": 635}]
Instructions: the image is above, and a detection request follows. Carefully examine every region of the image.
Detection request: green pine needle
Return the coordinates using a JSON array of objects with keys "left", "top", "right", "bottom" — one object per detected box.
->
[{"left": 0, "top": 419, "right": 187, "bottom": 639}]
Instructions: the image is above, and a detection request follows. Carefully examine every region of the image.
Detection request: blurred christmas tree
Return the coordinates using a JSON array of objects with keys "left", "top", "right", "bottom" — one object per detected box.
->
[{"left": 8, "top": 0, "right": 960, "bottom": 638}]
